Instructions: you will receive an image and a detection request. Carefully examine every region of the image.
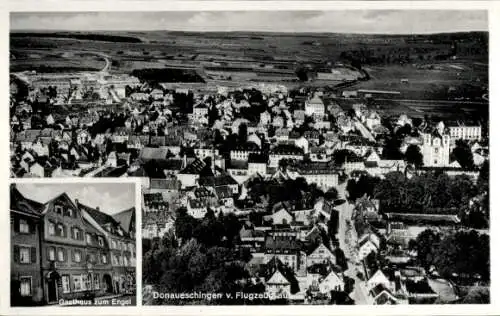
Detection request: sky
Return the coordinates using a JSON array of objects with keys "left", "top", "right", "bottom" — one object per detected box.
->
[
  {"left": 16, "top": 183, "right": 136, "bottom": 215},
  {"left": 10, "top": 11, "right": 488, "bottom": 34}
]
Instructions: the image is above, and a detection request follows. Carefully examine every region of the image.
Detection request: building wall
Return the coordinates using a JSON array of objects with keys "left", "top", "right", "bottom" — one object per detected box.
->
[
  {"left": 449, "top": 126, "right": 482, "bottom": 141},
  {"left": 248, "top": 162, "right": 267, "bottom": 175},
  {"left": 307, "top": 244, "right": 336, "bottom": 267},
  {"left": 301, "top": 173, "right": 338, "bottom": 191},
  {"left": 265, "top": 253, "right": 299, "bottom": 271},
  {"left": 421, "top": 134, "right": 450, "bottom": 167},
  {"left": 269, "top": 154, "right": 303, "bottom": 168},
  {"left": 230, "top": 150, "right": 259, "bottom": 161},
  {"left": 107, "top": 235, "right": 136, "bottom": 294},
  {"left": 11, "top": 212, "right": 43, "bottom": 305},
  {"left": 41, "top": 241, "right": 100, "bottom": 301}
]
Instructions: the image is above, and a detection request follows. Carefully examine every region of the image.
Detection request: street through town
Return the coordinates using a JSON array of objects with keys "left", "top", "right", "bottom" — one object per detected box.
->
[{"left": 336, "top": 181, "right": 371, "bottom": 304}]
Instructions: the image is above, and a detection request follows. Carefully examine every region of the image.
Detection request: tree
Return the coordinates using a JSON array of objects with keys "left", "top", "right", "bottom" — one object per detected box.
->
[
  {"left": 238, "top": 123, "right": 248, "bottom": 144},
  {"left": 334, "top": 248, "right": 348, "bottom": 271},
  {"left": 327, "top": 210, "right": 339, "bottom": 238},
  {"left": 221, "top": 213, "right": 242, "bottom": 246},
  {"left": 405, "top": 144, "right": 423, "bottom": 167},
  {"left": 415, "top": 229, "right": 441, "bottom": 269},
  {"left": 324, "top": 187, "right": 339, "bottom": 201},
  {"left": 174, "top": 208, "right": 197, "bottom": 241},
  {"left": 462, "top": 287, "right": 490, "bottom": 304},
  {"left": 346, "top": 179, "right": 358, "bottom": 202},
  {"left": 382, "top": 137, "right": 403, "bottom": 160},
  {"left": 295, "top": 66, "right": 309, "bottom": 81},
  {"left": 451, "top": 139, "right": 474, "bottom": 169},
  {"left": 477, "top": 160, "right": 489, "bottom": 192}
]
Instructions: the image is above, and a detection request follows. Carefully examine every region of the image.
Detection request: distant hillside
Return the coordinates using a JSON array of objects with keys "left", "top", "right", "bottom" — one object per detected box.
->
[{"left": 10, "top": 32, "right": 142, "bottom": 43}]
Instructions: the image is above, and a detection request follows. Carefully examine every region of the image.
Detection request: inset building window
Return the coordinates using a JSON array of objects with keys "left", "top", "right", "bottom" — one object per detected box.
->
[
  {"left": 73, "top": 250, "right": 81, "bottom": 263},
  {"left": 19, "top": 247, "right": 31, "bottom": 264},
  {"left": 19, "top": 219, "right": 30, "bottom": 233},
  {"left": 48, "top": 247, "right": 55, "bottom": 261},
  {"left": 48, "top": 221, "right": 55, "bottom": 236},
  {"left": 20, "top": 277, "right": 32, "bottom": 296},
  {"left": 62, "top": 275, "right": 70, "bottom": 293},
  {"left": 58, "top": 248, "right": 65, "bottom": 262}
]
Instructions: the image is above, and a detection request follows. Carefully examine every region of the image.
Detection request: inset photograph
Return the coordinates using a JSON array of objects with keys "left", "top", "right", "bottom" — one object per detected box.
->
[{"left": 10, "top": 181, "right": 137, "bottom": 307}]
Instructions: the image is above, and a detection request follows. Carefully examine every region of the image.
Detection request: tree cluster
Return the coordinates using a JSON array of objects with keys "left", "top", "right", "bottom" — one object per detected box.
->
[
  {"left": 143, "top": 210, "right": 263, "bottom": 305},
  {"left": 345, "top": 174, "right": 380, "bottom": 202},
  {"left": 373, "top": 171, "right": 479, "bottom": 215},
  {"left": 412, "top": 229, "right": 489, "bottom": 282},
  {"left": 245, "top": 176, "right": 324, "bottom": 211},
  {"left": 451, "top": 139, "right": 474, "bottom": 170}
]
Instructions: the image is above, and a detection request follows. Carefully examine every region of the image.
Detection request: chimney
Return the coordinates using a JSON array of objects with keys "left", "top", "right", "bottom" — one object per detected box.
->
[
  {"left": 75, "top": 199, "right": 79, "bottom": 205},
  {"left": 96, "top": 206, "right": 100, "bottom": 212}
]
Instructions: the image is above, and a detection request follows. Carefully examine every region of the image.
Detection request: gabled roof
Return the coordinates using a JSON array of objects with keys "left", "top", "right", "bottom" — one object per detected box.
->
[
  {"left": 150, "top": 178, "right": 182, "bottom": 191},
  {"left": 41, "top": 192, "right": 79, "bottom": 215},
  {"left": 264, "top": 256, "right": 299, "bottom": 289},
  {"left": 370, "top": 283, "right": 393, "bottom": 298},
  {"left": 215, "top": 185, "right": 233, "bottom": 199},
  {"left": 371, "top": 285, "right": 398, "bottom": 305},
  {"left": 198, "top": 173, "right": 238, "bottom": 186},
  {"left": 10, "top": 185, "right": 43, "bottom": 216},
  {"left": 78, "top": 201, "right": 129, "bottom": 238},
  {"left": 112, "top": 207, "right": 136, "bottom": 234},
  {"left": 157, "top": 159, "right": 183, "bottom": 171},
  {"left": 264, "top": 236, "right": 301, "bottom": 252},
  {"left": 359, "top": 232, "right": 381, "bottom": 249},
  {"left": 307, "top": 242, "right": 333, "bottom": 257},
  {"left": 139, "top": 147, "right": 169, "bottom": 162},
  {"left": 180, "top": 158, "right": 205, "bottom": 174},
  {"left": 367, "top": 269, "right": 390, "bottom": 288},
  {"left": 267, "top": 269, "right": 290, "bottom": 285}
]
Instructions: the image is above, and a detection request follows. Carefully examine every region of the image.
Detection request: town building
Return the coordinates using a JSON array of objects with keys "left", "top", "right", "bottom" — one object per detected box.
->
[
  {"left": 304, "top": 95, "right": 325, "bottom": 120},
  {"left": 420, "top": 133, "right": 451, "bottom": 167},
  {"left": 10, "top": 186, "right": 44, "bottom": 306}
]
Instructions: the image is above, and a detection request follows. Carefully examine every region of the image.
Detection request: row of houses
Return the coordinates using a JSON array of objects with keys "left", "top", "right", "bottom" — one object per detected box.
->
[
  {"left": 351, "top": 197, "right": 463, "bottom": 304},
  {"left": 11, "top": 185, "right": 136, "bottom": 306}
]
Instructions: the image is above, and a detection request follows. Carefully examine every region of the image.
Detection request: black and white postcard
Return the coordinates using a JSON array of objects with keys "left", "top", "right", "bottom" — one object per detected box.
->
[{"left": 3, "top": 2, "right": 498, "bottom": 316}]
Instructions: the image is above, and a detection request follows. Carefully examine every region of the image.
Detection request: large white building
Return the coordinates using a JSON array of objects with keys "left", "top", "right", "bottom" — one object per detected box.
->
[
  {"left": 421, "top": 133, "right": 451, "bottom": 167},
  {"left": 304, "top": 95, "right": 325, "bottom": 120},
  {"left": 192, "top": 104, "right": 209, "bottom": 124},
  {"left": 448, "top": 124, "right": 482, "bottom": 141}
]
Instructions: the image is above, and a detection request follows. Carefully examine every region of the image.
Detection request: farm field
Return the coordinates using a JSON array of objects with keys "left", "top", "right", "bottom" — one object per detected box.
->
[
  {"left": 356, "top": 62, "right": 487, "bottom": 101},
  {"left": 9, "top": 31, "right": 488, "bottom": 120}
]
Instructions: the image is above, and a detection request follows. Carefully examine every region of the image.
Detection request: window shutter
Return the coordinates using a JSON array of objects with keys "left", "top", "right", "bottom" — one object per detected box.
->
[
  {"left": 31, "top": 247, "right": 36, "bottom": 263},
  {"left": 28, "top": 220, "right": 35, "bottom": 234},
  {"left": 64, "top": 248, "right": 67, "bottom": 262},
  {"left": 14, "top": 218, "right": 19, "bottom": 233},
  {"left": 13, "top": 245, "right": 19, "bottom": 263},
  {"left": 62, "top": 225, "right": 67, "bottom": 238}
]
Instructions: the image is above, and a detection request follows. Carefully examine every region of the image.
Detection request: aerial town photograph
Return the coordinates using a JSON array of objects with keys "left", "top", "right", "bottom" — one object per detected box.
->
[
  {"left": 10, "top": 182, "right": 137, "bottom": 306},
  {"left": 9, "top": 10, "right": 489, "bottom": 305}
]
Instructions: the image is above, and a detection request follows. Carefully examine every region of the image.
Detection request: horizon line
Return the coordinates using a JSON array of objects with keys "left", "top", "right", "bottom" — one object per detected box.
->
[{"left": 9, "top": 29, "right": 489, "bottom": 36}]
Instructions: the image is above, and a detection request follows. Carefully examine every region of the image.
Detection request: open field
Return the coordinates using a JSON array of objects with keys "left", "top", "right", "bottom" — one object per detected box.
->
[
  {"left": 11, "top": 49, "right": 107, "bottom": 73},
  {"left": 355, "top": 62, "right": 487, "bottom": 101},
  {"left": 10, "top": 31, "right": 488, "bottom": 119}
]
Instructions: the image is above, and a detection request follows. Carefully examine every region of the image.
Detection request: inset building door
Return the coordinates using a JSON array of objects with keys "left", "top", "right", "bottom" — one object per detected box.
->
[
  {"left": 47, "top": 278, "right": 58, "bottom": 303},
  {"left": 103, "top": 274, "right": 113, "bottom": 293}
]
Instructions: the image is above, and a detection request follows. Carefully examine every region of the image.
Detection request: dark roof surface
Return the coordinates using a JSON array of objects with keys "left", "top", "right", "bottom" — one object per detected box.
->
[
  {"left": 10, "top": 185, "right": 43, "bottom": 216},
  {"left": 112, "top": 207, "right": 136, "bottom": 234}
]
